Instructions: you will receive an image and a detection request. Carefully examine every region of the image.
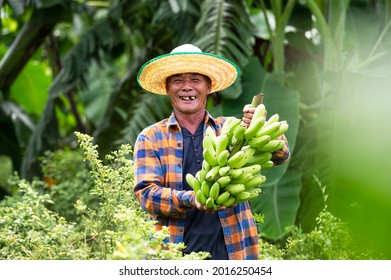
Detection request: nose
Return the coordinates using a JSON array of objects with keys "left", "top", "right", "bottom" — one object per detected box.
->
[{"left": 181, "top": 78, "right": 194, "bottom": 90}]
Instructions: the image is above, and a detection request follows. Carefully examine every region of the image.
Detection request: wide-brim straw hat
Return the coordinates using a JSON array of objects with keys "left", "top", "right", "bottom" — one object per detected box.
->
[{"left": 137, "top": 44, "right": 240, "bottom": 95}]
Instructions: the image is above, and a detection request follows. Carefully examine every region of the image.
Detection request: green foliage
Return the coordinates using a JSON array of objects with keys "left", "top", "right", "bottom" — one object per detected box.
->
[
  {"left": 0, "top": 132, "right": 206, "bottom": 260},
  {"left": 10, "top": 60, "right": 51, "bottom": 117},
  {"left": 258, "top": 208, "right": 380, "bottom": 260},
  {"left": 0, "top": 155, "right": 14, "bottom": 197},
  {"left": 0, "top": 177, "right": 86, "bottom": 260},
  {"left": 40, "top": 149, "right": 96, "bottom": 222},
  {"left": 0, "top": 131, "right": 382, "bottom": 260}
]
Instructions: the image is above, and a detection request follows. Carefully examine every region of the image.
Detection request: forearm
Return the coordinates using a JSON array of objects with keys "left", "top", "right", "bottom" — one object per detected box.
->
[{"left": 133, "top": 179, "right": 195, "bottom": 216}]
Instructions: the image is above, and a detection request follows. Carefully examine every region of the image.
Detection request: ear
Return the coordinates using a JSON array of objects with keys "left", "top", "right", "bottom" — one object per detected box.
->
[{"left": 206, "top": 79, "right": 212, "bottom": 94}]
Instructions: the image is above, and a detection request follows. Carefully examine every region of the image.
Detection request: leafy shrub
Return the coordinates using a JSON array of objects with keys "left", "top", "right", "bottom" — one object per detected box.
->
[
  {"left": 258, "top": 208, "right": 380, "bottom": 260},
  {"left": 0, "top": 177, "right": 87, "bottom": 259},
  {"left": 0, "top": 132, "right": 206, "bottom": 260},
  {"left": 40, "top": 149, "right": 97, "bottom": 223}
]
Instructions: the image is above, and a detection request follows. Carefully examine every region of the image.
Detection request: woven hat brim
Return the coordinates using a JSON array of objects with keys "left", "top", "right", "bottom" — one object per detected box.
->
[{"left": 137, "top": 52, "right": 240, "bottom": 95}]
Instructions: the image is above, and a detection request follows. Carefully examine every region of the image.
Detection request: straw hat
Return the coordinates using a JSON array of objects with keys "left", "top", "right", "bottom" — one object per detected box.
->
[{"left": 137, "top": 44, "right": 240, "bottom": 95}]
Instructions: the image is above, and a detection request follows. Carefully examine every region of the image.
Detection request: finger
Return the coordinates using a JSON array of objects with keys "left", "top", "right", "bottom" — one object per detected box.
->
[
  {"left": 243, "top": 111, "right": 254, "bottom": 119},
  {"left": 241, "top": 117, "right": 251, "bottom": 127},
  {"left": 242, "top": 104, "right": 252, "bottom": 113}
]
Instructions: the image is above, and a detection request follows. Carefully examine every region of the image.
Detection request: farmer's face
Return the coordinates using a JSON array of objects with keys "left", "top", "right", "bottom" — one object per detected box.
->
[{"left": 166, "top": 73, "right": 211, "bottom": 115}]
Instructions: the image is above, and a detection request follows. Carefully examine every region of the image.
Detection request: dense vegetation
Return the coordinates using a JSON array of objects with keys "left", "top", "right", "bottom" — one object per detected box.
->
[{"left": 0, "top": 133, "right": 378, "bottom": 259}]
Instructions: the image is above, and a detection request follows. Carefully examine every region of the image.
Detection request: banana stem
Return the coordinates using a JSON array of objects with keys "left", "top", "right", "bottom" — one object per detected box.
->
[
  {"left": 251, "top": 93, "right": 264, "bottom": 107},
  {"left": 230, "top": 94, "right": 264, "bottom": 155}
]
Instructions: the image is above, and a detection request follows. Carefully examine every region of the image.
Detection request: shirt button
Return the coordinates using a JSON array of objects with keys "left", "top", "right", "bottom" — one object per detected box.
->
[
  {"left": 194, "top": 148, "right": 198, "bottom": 152},
  {"left": 178, "top": 228, "right": 184, "bottom": 233},
  {"left": 177, "top": 143, "right": 182, "bottom": 147},
  {"left": 192, "top": 136, "right": 195, "bottom": 140}
]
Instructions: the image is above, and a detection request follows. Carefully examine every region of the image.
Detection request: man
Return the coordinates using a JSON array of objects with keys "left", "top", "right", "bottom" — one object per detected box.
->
[{"left": 133, "top": 44, "right": 290, "bottom": 260}]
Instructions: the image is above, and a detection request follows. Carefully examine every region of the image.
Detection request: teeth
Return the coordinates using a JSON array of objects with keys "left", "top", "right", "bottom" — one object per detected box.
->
[{"left": 180, "top": 96, "right": 196, "bottom": 100}]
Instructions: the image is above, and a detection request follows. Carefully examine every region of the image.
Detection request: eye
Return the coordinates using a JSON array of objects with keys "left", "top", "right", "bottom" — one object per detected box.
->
[{"left": 171, "top": 78, "right": 183, "bottom": 84}]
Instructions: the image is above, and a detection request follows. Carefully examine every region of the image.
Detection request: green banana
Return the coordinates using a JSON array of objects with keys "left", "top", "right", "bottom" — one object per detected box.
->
[
  {"left": 218, "top": 166, "right": 231, "bottom": 177},
  {"left": 264, "top": 113, "right": 280, "bottom": 126},
  {"left": 202, "top": 134, "right": 215, "bottom": 155},
  {"left": 245, "top": 152, "right": 272, "bottom": 165},
  {"left": 216, "top": 176, "right": 231, "bottom": 188},
  {"left": 243, "top": 146, "right": 257, "bottom": 158},
  {"left": 257, "top": 139, "right": 285, "bottom": 152},
  {"left": 216, "top": 191, "right": 230, "bottom": 205},
  {"left": 201, "top": 181, "right": 211, "bottom": 198},
  {"left": 261, "top": 160, "right": 274, "bottom": 170},
  {"left": 227, "top": 147, "right": 255, "bottom": 169},
  {"left": 256, "top": 122, "right": 281, "bottom": 138},
  {"left": 228, "top": 168, "right": 244, "bottom": 179},
  {"left": 205, "top": 126, "right": 217, "bottom": 144},
  {"left": 227, "top": 150, "right": 247, "bottom": 169},
  {"left": 202, "top": 160, "right": 211, "bottom": 173},
  {"left": 238, "top": 164, "right": 262, "bottom": 175},
  {"left": 215, "top": 134, "right": 230, "bottom": 155},
  {"left": 209, "top": 182, "right": 220, "bottom": 200},
  {"left": 233, "top": 124, "right": 246, "bottom": 141},
  {"left": 236, "top": 156, "right": 251, "bottom": 169},
  {"left": 245, "top": 174, "right": 266, "bottom": 189},
  {"left": 222, "top": 196, "right": 235, "bottom": 207},
  {"left": 193, "top": 177, "right": 201, "bottom": 193},
  {"left": 220, "top": 117, "right": 234, "bottom": 135},
  {"left": 205, "top": 165, "right": 221, "bottom": 181},
  {"left": 206, "top": 197, "right": 215, "bottom": 209},
  {"left": 225, "top": 183, "right": 246, "bottom": 195},
  {"left": 217, "top": 149, "right": 230, "bottom": 167},
  {"left": 252, "top": 104, "right": 266, "bottom": 120},
  {"left": 269, "top": 120, "right": 289, "bottom": 140},
  {"left": 196, "top": 168, "right": 207, "bottom": 182},
  {"left": 196, "top": 190, "right": 207, "bottom": 205},
  {"left": 247, "top": 188, "right": 262, "bottom": 198},
  {"left": 244, "top": 115, "right": 266, "bottom": 140},
  {"left": 221, "top": 117, "right": 241, "bottom": 136},
  {"left": 247, "top": 135, "right": 271, "bottom": 148},
  {"left": 233, "top": 198, "right": 244, "bottom": 205},
  {"left": 234, "top": 191, "right": 252, "bottom": 201},
  {"left": 203, "top": 149, "right": 218, "bottom": 167},
  {"left": 185, "top": 173, "right": 196, "bottom": 189},
  {"left": 230, "top": 172, "right": 253, "bottom": 184},
  {"left": 186, "top": 173, "right": 202, "bottom": 192}
]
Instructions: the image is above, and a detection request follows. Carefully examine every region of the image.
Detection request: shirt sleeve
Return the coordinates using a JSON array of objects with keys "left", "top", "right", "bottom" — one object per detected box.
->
[
  {"left": 271, "top": 134, "right": 290, "bottom": 165},
  {"left": 133, "top": 132, "right": 195, "bottom": 217}
]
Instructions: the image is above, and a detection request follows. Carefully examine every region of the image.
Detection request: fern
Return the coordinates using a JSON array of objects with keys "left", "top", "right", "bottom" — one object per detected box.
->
[
  {"left": 195, "top": 0, "right": 254, "bottom": 67},
  {"left": 120, "top": 93, "right": 172, "bottom": 146}
]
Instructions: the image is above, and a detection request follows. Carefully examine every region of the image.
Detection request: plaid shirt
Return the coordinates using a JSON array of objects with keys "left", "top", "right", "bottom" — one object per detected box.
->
[{"left": 133, "top": 111, "right": 290, "bottom": 260}]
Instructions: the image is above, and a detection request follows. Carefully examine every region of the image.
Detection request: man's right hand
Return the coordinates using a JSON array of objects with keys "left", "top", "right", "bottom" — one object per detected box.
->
[{"left": 241, "top": 104, "right": 256, "bottom": 127}]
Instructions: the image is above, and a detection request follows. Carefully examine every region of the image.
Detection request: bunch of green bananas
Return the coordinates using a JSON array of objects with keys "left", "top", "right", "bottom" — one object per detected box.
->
[{"left": 186, "top": 102, "right": 289, "bottom": 210}]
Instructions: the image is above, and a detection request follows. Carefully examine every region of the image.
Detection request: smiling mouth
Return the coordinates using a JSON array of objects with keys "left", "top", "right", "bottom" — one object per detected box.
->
[{"left": 180, "top": 96, "right": 196, "bottom": 100}]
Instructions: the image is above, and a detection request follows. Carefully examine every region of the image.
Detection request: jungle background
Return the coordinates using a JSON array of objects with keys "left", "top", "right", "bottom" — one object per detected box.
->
[{"left": 1, "top": 0, "right": 391, "bottom": 260}]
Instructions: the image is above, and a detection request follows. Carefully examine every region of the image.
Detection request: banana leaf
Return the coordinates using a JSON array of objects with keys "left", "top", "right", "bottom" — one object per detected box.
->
[{"left": 249, "top": 70, "right": 301, "bottom": 240}]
